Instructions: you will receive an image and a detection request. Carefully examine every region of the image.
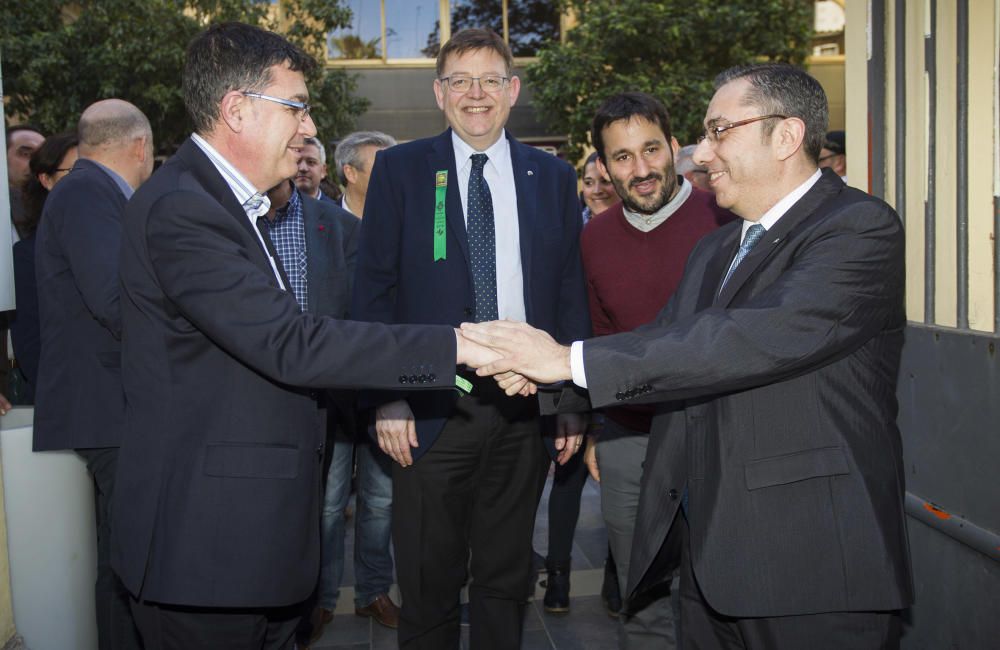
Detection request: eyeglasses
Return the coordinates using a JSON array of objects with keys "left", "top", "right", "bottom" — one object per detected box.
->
[
  {"left": 818, "top": 153, "right": 842, "bottom": 162},
  {"left": 697, "top": 114, "right": 787, "bottom": 145},
  {"left": 242, "top": 91, "right": 312, "bottom": 121},
  {"left": 439, "top": 75, "right": 508, "bottom": 94}
]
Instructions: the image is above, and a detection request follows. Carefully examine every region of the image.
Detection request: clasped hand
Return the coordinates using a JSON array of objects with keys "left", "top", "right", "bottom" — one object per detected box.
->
[{"left": 457, "top": 320, "right": 574, "bottom": 393}]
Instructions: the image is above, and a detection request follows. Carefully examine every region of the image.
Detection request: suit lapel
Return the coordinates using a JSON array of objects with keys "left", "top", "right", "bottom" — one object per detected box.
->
[
  {"left": 301, "top": 196, "right": 330, "bottom": 312},
  {"left": 176, "top": 138, "right": 292, "bottom": 292},
  {"left": 509, "top": 135, "right": 538, "bottom": 319},
  {"left": 699, "top": 223, "right": 741, "bottom": 310},
  {"left": 715, "top": 170, "right": 845, "bottom": 307},
  {"left": 427, "top": 131, "right": 469, "bottom": 266}
]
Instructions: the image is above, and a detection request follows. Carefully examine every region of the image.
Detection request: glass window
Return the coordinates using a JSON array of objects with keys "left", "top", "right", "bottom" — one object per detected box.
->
[
  {"left": 327, "top": 0, "right": 383, "bottom": 60},
  {"left": 506, "top": 0, "right": 560, "bottom": 57},
  {"left": 385, "top": 0, "right": 441, "bottom": 59}
]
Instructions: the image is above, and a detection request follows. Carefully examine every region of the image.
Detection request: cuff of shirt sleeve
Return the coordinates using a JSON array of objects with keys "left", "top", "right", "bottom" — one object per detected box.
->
[{"left": 570, "top": 341, "right": 588, "bottom": 389}]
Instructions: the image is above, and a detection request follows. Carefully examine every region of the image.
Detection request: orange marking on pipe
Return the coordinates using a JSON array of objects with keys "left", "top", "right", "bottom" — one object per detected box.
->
[{"left": 923, "top": 503, "right": 952, "bottom": 520}]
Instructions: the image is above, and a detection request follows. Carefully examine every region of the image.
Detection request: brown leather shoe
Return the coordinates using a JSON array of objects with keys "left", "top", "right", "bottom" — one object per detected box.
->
[{"left": 355, "top": 593, "right": 400, "bottom": 629}]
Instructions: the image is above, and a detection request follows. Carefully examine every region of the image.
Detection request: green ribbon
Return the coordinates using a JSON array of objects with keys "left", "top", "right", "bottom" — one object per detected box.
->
[
  {"left": 455, "top": 375, "right": 473, "bottom": 395},
  {"left": 434, "top": 170, "right": 447, "bottom": 261}
]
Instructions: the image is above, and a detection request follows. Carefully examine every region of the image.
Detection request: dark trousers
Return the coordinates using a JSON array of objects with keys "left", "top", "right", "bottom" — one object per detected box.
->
[
  {"left": 392, "top": 382, "right": 549, "bottom": 650},
  {"left": 76, "top": 447, "right": 144, "bottom": 650},
  {"left": 545, "top": 447, "right": 587, "bottom": 568},
  {"left": 678, "top": 514, "right": 902, "bottom": 650},
  {"left": 130, "top": 599, "right": 300, "bottom": 650}
]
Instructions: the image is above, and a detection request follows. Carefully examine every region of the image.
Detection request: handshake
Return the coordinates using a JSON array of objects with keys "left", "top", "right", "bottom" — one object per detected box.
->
[{"left": 454, "top": 320, "right": 575, "bottom": 397}]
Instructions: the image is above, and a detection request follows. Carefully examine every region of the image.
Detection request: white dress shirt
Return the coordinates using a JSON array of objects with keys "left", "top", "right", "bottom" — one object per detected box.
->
[
  {"left": 570, "top": 168, "right": 823, "bottom": 388},
  {"left": 451, "top": 130, "right": 526, "bottom": 322}
]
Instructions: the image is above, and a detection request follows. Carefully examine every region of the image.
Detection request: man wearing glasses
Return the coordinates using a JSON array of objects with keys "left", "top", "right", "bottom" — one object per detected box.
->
[
  {"left": 353, "top": 27, "right": 590, "bottom": 650},
  {"left": 113, "top": 22, "right": 492, "bottom": 649},
  {"left": 462, "top": 63, "right": 911, "bottom": 649}
]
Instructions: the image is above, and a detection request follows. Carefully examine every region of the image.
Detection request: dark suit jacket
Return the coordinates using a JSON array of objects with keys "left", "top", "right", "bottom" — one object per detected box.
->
[
  {"left": 300, "top": 192, "right": 359, "bottom": 425},
  {"left": 352, "top": 129, "right": 591, "bottom": 460},
  {"left": 11, "top": 234, "right": 40, "bottom": 395},
  {"left": 553, "top": 170, "right": 912, "bottom": 617},
  {"left": 32, "top": 159, "right": 127, "bottom": 450},
  {"left": 111, "top": 137, "right": 456, "bottom": 608},
  {"left": 300, "top": 192, "right": 358, "bottom": 319}
]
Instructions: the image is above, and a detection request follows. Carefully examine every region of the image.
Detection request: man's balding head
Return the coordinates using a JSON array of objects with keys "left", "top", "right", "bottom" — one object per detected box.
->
[
  {"left": 77, "top": 99, "right": 155, "bottom": 189},
  {"left": 78, "top": 99, "right": 152, "bottom": 154}
]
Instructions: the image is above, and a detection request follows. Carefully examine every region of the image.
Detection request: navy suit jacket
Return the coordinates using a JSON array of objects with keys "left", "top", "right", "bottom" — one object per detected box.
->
[
  {"left": 33, "top": 158, "right": 127, "bottom": 450},
  {"left": 11, "top": 234, "right": 40, "bottom": 395},
  {"left": 111, "top": 137, "right": 456, "bottom": 608},
  {"left": 352, "top": 130, "right": 591, "bottom": 460}
]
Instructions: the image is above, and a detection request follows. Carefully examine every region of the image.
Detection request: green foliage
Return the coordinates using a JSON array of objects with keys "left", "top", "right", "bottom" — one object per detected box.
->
[
  {"left": 526, "top": 0, "right": 814, "bottom": 163},
  {"left": 0, "top": 0, "right": 369, "bottom": 153}
]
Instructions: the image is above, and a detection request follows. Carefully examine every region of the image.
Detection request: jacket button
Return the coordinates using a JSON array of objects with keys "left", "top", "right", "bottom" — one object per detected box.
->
[
  {"left": 668, "top": 489, "right": 679, "bottom": 500},
  {"left": 615, "top": 392, "right": 624, "bottom": 400},
  {"left": 419, "top": 374, "right": 427, "bottom": 383},
  {"left": 317, "top": 443, "right": 324, "bottom": 458},
  {"left": 409, "top": 374, "right": 418, "bottom": 383},
  {"left": 428, "top": 373, "right": 436, "bottom": 382},
  {"left": 399, "top": 375, "right": 408, "bottom": 384}
]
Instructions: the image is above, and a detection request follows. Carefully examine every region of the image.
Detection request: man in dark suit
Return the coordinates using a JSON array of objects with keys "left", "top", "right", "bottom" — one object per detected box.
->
[
  {"left": 113, "top": 23, "right": 491, "bottom": 649},
  {"left": 352, "top": 28, "right": 590, "bottom": 650},
  {"left": 34, "top": 98, "right": 154, "bottom": 650},
  {"left": 463, "top": 63, "right": 911, "bottom": 649}
]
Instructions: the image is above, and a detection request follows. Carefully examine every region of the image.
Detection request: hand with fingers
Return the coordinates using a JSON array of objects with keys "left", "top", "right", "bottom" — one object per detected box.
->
[
  {"left": 553, "top": 412, "right": 588, "bottom": 465},
  {"left": 375, "top": 399, "right": 418, "bottom": 467},
  {"left": 459, "top": 320, "right": 573, "bottom": 385}
]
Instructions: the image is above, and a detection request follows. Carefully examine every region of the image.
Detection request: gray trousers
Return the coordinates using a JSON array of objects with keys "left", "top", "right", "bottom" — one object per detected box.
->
[{"left": 596, "top": 417, "right": 677, "bottom": 650}]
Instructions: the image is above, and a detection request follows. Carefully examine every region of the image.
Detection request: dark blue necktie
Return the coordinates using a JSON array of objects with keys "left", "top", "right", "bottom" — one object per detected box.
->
[{"left": 467, "top": 153, "right": 498, "bottom": 322}]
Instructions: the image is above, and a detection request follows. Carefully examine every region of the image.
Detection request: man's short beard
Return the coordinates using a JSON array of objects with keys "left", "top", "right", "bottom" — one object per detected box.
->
[{"left": 612, "top": 169, "right": 678, "bottom": 216}]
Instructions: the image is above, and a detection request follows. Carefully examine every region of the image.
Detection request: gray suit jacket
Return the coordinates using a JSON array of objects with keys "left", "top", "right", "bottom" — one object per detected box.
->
[{"left": 550, "top": 170, "right": 912, "bottom": 618}]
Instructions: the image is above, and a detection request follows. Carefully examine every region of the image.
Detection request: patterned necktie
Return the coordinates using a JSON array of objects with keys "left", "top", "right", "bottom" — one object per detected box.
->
[
  {"left": 720, "top": 223, "right": 766, "bottom": 291},
  {"left": 467, "top": 153, "right": 498, "bottom": 322}
]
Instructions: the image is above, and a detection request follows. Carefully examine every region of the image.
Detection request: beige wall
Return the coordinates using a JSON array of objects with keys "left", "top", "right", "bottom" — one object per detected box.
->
[{"left": 846, "top": 0, "right": 999, "bottom": 333}]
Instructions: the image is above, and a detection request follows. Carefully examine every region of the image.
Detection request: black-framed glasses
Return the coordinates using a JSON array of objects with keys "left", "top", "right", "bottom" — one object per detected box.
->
[
  {"left": 439, "top": 75, "right": 508, "bottom": 93},
  {"left": 242, "top": 91, "right": 312, "bottom": 121},
  {"left": 697, "top": 114, "right": 787, "bottom": 145}
]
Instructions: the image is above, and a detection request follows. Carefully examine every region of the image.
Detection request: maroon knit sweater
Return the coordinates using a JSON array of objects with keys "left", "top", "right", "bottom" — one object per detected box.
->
[{"left": 581, "top": 187, "right": 736, "bottom": 432}]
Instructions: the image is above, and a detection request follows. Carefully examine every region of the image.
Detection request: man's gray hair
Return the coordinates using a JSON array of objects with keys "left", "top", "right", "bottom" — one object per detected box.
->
[
  {"left": 334, "top": 131, "right": 397, "bottom": 185},
  {"left": 302, "top": 136, "right": 326, "bottom": 164}
]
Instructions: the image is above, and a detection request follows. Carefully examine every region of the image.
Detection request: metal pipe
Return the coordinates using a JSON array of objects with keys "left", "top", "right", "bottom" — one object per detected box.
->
[
  {"left": 905, "top": 492, "right": 1000, "bottom": 562},
  {"left": 956, "top": 0, "right": 969, "bottom": 329},
  {"left": 924, "top": 0, "right": 937, "bottom": 324},
  {"left": 895, "top": 0, "right": 906, "bottom": 225},
  {"left": 869, "top": 0, "right": 887, "bottom": 199}
]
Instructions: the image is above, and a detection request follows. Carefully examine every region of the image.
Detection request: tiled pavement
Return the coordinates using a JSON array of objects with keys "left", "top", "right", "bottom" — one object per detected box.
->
[{"left": 309, "top": 472, "right": 621, "bottom": 649}]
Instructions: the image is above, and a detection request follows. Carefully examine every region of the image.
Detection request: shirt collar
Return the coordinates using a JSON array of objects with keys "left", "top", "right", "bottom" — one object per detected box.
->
[
  {"left": 88, "top": 159, "right": 134, "bottom": 199},
  {"left": 190, "top": 133, "right": 271, "bottom": 219},
  {"left": 622, "top": 176, "right": 692, "bottom": 231},
  {"left": 451, "top": 129, "right": 510, "bottom": 171},
  {"left": 267, "top": 184, "right": 302, "bottom": 227},
  {"left": 742, "top": 168, "right": 822, "bottom": 236}
]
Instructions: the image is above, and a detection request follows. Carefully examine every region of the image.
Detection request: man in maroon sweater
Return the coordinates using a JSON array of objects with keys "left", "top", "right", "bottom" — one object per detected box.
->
[{"left": 581, "top": 92, "right": 733, "bottom": 649}]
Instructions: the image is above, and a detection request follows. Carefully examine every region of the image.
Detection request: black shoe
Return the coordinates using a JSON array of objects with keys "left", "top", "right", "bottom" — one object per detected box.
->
[
  {"left": 543, "top": 568, "right": 571, "bottom": 613},
  {"left": 601, "top": 560, "right": 622, "bottom": 617}
]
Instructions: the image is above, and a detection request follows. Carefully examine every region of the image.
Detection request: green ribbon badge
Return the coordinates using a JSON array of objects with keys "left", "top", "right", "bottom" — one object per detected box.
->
[{"left": 434, "top": 170, "right": 447, "bottom": 261}]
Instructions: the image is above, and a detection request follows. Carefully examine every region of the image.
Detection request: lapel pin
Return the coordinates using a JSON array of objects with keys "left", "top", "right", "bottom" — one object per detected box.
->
[
  {"left": 527, "top": 170, "right": 534, "bottom": 176},
  {"left": 772, "top": 238, "right": 781, "bottom": 244}
]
